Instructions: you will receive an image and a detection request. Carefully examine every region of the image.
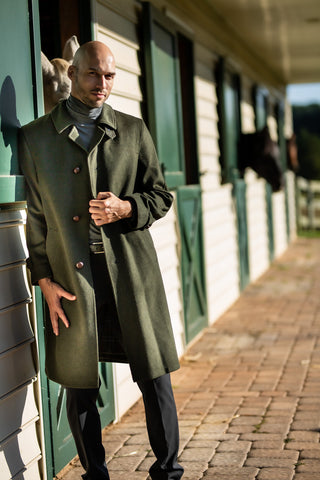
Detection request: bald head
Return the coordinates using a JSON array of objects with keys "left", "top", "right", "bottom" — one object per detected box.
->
[
  {"left": 72, "top": 41, "right": 115, "bottom": 69},
  {"left": 68, "top": 40, "right": 116, "bottom": 108}
]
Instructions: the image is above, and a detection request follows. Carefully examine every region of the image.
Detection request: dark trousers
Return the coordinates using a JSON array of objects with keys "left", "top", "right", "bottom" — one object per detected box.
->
[
  {"left": 66, "top": 373, "right": 184, "bottom": 479},
  {"left": 65, "top": 253, "right": 183, "bottom": 479}
]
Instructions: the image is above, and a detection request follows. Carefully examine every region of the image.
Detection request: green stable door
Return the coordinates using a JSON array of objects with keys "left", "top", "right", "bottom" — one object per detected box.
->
[
  {"left": 143, "top": 3, "right": 207, "bottom": 343},
  {"left": 217, "top": 60, "right": 250, "bottom": 291},
  {"left": 177, "top": 186, "right": 207, "bottom": 343}
]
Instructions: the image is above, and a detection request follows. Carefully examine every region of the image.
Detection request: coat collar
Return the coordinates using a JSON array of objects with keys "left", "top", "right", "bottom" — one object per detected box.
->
[{"left": 51, "top": 100, "right": 118, "bottom": 139}]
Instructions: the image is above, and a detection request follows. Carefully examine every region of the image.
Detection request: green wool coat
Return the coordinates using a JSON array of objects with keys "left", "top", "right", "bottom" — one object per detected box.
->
[{"left": 19, "top": 101, "right": 180, "bottom": 388}]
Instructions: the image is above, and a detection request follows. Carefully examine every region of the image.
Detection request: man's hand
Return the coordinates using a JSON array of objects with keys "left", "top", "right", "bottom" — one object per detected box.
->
[
  {"left": 39, "top": 277, "right": 76, "bottom": 336},
  {"left": 89, "top": 192, "right": 132, "bottom": 226}
]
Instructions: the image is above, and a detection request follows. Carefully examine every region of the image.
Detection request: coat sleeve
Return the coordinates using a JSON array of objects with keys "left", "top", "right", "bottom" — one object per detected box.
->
[
  {"left": 124, "top": 120, "right": 173, "bottom": 230},
  {"left": 19, "top": 128, "right": 53, "bottom": 284}
]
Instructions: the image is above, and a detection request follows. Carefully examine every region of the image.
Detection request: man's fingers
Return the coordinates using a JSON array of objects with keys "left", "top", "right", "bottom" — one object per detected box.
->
[
  {"left": 58, "top": 312, "right": 70, "bottom": 329},
  {"left": 51, "top": 314, "right": 60, "bottom": 336},
  {"left": 51, "top": 309, "right": 70, "bottom": 336},
  {"left": 96, "top": 191, "right": 111, "bottom": 200},
  {"left": 39, "top": 279, "right": 74, "bottom": 335},
  {"left": 60, "top": 289, "right": 77, "bottom": 301},
  {"left": 50, "top": 289, "right": 75, "bottom": 334},
  {"left": 89, "top": 200, "right": 101, "bottom": 208}
]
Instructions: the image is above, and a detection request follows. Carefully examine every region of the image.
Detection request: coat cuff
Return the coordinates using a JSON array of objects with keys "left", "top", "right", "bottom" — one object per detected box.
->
[
  {"left": 123, "top": 195, "right": 151, "bottom": 230},
  {"left": 27, "top": 257, "right": 53, "bottom": 285}
]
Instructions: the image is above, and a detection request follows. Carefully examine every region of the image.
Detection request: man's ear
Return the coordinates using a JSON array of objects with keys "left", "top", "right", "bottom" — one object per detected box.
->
[{"left": 67, "top": 65, "right": 76, "bottom": 81}]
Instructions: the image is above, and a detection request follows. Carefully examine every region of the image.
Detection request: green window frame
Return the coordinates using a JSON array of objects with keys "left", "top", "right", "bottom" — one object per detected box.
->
[{"left": 142, "top": 2, "right": 186, "bottom": 189}]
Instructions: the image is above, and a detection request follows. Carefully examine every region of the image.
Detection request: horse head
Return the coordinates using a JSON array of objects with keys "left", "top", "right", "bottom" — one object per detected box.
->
[
  {"left": 286, "top": 133, "right": 299, "bottom": 172},
  {"left": 41, "top": 35, "right": 80, "bottom": 113},
  {"left": 239, "top": 126, "right": 284, "bottom": 192}
]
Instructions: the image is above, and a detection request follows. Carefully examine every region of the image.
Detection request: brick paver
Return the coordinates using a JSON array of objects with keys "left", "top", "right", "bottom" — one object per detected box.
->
[{"left": 57, "top": 238, "right": 320, "bottom": 480}]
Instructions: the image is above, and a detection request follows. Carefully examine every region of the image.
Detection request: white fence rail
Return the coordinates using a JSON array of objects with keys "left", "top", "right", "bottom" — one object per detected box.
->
[{"left": 296, "top": 176, "right": 320, "bottom": 229}]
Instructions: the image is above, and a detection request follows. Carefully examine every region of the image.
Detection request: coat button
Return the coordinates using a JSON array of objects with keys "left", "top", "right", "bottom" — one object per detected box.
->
[
  {"left": 75, "top": 261, "right": 84, "bottom": 269},
  {"left": 73, "top": 166, "right": 81, "bottom": 174},
  {"left": 72, "top": 215, "right": 80, "bottom": 222}
]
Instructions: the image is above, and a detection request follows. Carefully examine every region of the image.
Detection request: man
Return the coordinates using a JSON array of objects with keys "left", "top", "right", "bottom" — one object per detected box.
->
[{"left": 19, "top": 41, "right": 184, "bottom": 480}]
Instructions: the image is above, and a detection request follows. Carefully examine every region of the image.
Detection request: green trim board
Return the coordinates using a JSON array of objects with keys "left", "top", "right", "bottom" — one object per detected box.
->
[
  {"left": 252, "top": 85, "right": 269, "bottom": 129},
  {"left": 0, "top": 176, "right": 26, "bottom": 203},
  {"left": 265, "top": 182, "right": 275, "bottom": 261},
  {"left": 233, "top": 179, "right": 250, "bottom": 290},
  {"left": 0, "top": 0, "right": 43, "bottom": 205},
  {"left": 34, "top": 287, "right": 54, "bottom": 480},
  {"left": 28, "top": 0, "right": 45, "bottom": 119},
  {"left": 0, "top": 0, "right": 36, "bottom": 204}
]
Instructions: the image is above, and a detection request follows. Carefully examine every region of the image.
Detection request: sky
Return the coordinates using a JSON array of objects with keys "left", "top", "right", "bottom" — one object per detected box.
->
[{"left": 287, "top": 83, "right": 320, "bottom": 106}]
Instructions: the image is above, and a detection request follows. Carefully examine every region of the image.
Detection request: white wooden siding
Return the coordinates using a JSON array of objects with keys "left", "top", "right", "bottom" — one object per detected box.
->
[
  {"left": 92, "top": 0, "right": 142, "bottom": 118},
  {"left": 267, "top": 114, "right": 279, "bottom": 143},
  {"left": 272, "top": 191, "right": 288, "bottom": 257},
  {"left": 241, "top": 77, "right": 255, "bottom": 134},
  {"left": 194, "top": 48, "right": 221, "bottom": 190},
  {"left": 284, "top": 100, "right": 294, "bottom": 138},
  {"left": 91, "top": 0, "right": 185, "bottom": 419},
  {"left": 112, "top": 364, "right": 140, "bottom": 420},
  {"left": 0, "top": 210, "right": 41, "bottom": 480},
  {"left": 246, "top": 173, "right": 270, "bottom": 281},
  {"left": 202, "top": 186, "right": 240, "bottom": 322},
  {"left": 195, "top": 45, "right": 240, "bottom": 324}
]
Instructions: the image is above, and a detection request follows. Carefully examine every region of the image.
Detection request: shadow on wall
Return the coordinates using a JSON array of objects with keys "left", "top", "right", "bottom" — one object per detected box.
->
[{"left": 0, "top": 76, "right": 21, "bottom": 175}]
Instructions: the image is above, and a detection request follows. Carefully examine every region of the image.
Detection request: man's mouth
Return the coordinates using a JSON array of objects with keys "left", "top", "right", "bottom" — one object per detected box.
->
[{"left": 92, "top": 91, "right": 106, "bottom": 99}]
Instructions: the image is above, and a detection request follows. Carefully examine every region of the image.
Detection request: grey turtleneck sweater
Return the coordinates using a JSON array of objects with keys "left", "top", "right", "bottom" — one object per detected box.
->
[{"left": 66, "top": 95, "right": 102, "bottom": 150}]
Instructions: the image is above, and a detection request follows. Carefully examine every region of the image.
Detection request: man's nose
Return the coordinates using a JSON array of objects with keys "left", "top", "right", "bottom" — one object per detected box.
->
[{"left": 98, "top": 75, "right": 107, "bottom": 89}]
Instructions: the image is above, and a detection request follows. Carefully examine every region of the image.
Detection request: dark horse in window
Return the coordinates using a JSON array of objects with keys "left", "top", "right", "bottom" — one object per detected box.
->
[{"left": 238, "top": 126, "right": 284, "bottom": 192}]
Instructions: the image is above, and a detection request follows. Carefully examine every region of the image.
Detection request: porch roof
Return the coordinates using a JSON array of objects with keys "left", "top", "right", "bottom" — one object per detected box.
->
[{"left": 170, "top": 0, "right": 320, "bottom": 85}]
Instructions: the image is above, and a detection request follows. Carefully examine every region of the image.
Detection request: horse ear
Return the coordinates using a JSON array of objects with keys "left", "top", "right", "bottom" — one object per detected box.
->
[
  {"left": 62, "top": 35, "right": 80, "bottom": 63},
  {"left": 41, "top": 51, "right": 55, "bottom": 79}
]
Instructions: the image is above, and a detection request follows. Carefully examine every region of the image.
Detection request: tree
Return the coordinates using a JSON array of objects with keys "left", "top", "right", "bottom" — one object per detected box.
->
[
  {"left": 292, "top": 104, "right": 320, "bottom": 179},
  {"left": 296, "top": 129, "right": 320, "bottom": 179}
]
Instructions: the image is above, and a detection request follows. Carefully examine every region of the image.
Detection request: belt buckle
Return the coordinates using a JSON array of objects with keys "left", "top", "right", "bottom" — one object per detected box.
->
[{"left": 90, "top": 242, "right": 104, "bottom": 254}]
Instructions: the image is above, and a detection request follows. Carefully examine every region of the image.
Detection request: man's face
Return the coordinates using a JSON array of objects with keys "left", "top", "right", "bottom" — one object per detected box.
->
[{"left": 68, "top": 51, "right": 116, "bottom": 108}]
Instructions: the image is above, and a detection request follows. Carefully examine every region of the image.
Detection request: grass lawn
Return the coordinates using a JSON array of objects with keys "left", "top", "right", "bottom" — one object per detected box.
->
[{"left": 298, "top": 229, "right": 320, "bottom": 238}]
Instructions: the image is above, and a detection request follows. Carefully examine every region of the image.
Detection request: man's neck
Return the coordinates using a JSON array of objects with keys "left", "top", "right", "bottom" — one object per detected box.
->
[{"left": 66, "top": 95, "right": 103, "bottom": 123}]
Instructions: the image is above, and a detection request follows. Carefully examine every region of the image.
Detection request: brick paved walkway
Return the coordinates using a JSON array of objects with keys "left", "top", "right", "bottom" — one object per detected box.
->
[{"left": 57, "top": 237, "right": 320, "bottom": 480}]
